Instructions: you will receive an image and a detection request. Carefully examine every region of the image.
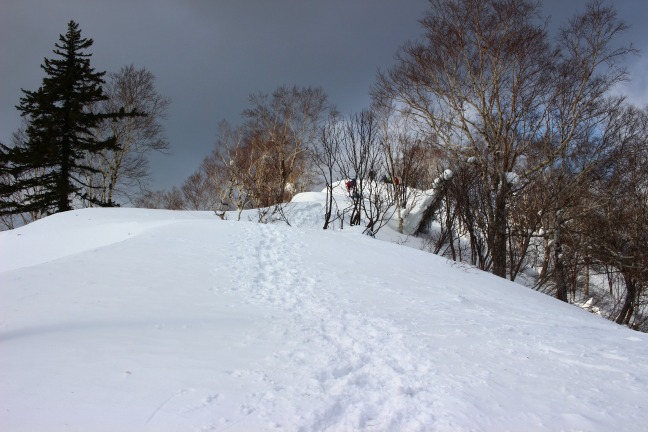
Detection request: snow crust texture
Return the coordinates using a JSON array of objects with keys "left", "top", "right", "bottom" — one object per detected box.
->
[{"left": 1, "top": 207, "right": 648, "bottom": 432}]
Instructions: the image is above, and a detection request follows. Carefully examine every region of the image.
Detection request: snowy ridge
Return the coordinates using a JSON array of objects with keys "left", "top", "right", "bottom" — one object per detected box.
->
[{"left": 1, "top": 206, "right": 648, "bottom": 431}]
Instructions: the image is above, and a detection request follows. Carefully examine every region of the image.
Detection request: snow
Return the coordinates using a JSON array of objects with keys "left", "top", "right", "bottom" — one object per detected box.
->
[
  {"left": 442, "top": 169, "right": 453, "bottom": 181},
  {"left": 1, "top": 203, "right": 648, "bottom": 432},
  {"left": 402, "top": 189, "right": 439, "bottom": 235}
]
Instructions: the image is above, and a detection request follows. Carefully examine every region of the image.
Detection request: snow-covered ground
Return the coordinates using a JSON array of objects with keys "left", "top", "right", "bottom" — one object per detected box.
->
[{"left": 1, "top": 197, "right": 648, "bottom": 431}]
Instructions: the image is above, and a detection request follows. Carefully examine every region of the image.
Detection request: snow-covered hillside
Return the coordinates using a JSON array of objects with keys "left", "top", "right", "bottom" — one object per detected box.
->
[{"left": 1, "top": 201, "right": 647, "bottom": 431}]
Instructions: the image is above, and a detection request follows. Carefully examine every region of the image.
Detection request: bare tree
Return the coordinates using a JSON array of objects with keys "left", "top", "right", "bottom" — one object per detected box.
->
[
  {"left": 336, "top": 109, "right": 392, "bottom": 234},
  {"left": 180, "top": 167, "right": 223, "bottom": 212},
  {"left": 373, "top": 0, "right": 634, "bottom": 278},
  {"left": 242, "top": 85, "right": 330, "bottom": 207},
  {"left": 86, "top": 64, "right": 170, "bottom": 205},
  {"left": 581, "top": 104, "right": 648, "bottom": 328},
  {"left": 311, "top": 112, "right": 343, "bottom": 229},
  {"left": 134, "top": 187, "right": 184, "bottom": 210},
  {"left": 376, "top": 110, "right": 405, "bottom": 233},
  {"left": 215, "top": 121, "right": 256, "bottom": 220},
  {"left": 375, "top": 110, "right": 441, "bottom": 233},
  {"left": 442, "top": 159, "right": 491, "bottom": 269}
]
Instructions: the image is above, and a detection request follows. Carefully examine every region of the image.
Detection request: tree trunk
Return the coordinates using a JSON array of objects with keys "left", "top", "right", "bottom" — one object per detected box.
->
[
  {"left": 553, "top": 209, "right": 568, "bottom": 302},
  {"left": 584, "top": 253, "right": 590, "bottom": 297},
  {"left": 58, "top": 139, "right": 73, "bottom": 212},
  {"left": 386, "top": 144, "right": 403, "bottom": 233},
  {"left": 616, "top": 275, "right": 636, "bottom": 325},
  {"left": 446, "top": 189, "right": 456, "bottom": 261},
  {"left": 491, "top": 179, "right": 508, "bottom": 278},
  {"left": 323, "top": 181, "right": 333, "bottom": 230}
]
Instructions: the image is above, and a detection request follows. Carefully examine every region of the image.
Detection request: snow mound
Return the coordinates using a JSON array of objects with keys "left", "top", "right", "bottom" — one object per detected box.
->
[{"left": 0, "top": 208, "right": 213, "bottom": 272}]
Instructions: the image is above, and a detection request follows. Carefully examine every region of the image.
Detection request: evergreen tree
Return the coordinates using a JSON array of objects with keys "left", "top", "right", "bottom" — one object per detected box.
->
[{"left": 1, "top": 20, "right": 135, "bottom": 216}]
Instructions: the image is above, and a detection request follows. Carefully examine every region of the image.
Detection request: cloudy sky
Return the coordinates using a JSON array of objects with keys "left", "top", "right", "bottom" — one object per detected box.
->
[{"left": 1, "top": 0, "right": 647, "bottom": 192}]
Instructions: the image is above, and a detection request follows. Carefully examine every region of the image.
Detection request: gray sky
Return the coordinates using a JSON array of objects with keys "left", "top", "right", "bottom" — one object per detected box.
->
[{"left": 1, "top": 0, "right": 647, "bottom": 192}]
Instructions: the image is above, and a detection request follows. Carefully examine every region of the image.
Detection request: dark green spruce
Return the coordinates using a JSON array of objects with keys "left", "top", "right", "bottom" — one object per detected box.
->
[{"left": 1, "top": 20, "right": 139, "bottom": 216}]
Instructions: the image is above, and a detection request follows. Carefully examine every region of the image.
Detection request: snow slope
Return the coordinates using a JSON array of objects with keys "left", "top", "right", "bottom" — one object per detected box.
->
[{"left": 1, "top": 205, "right": 647, "bottom": 432}]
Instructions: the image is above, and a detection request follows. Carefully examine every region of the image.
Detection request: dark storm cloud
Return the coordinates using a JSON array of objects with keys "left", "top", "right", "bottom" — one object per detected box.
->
[{"left": 1, "top": 0, "right": 646, "bottom": 191}]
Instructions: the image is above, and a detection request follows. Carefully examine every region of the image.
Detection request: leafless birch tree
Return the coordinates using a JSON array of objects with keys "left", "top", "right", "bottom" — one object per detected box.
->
[
  {"left": 373, "top": 0, "right": 634, "bottom": 278},
  {"left": 86, "top": 64, "right": 170, "bottom": 205}
]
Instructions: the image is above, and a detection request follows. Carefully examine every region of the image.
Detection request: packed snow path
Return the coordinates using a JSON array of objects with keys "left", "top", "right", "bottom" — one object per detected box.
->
[
  {"left": 1, "top": 208, "right": 648, "bottom": 431},
  {"left": 226, "top": 223, "right": 439, "bottom": 429}
]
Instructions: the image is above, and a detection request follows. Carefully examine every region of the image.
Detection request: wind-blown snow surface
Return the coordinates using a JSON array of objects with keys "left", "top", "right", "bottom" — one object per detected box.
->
[{"left": 1, "top": 206, "right": 648, "bottom": 432}]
